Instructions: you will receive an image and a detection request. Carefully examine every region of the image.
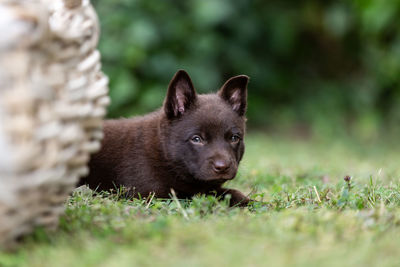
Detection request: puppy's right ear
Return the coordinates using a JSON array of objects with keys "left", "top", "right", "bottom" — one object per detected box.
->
[
  {"left": 164, "top": 70, "right": 197, "bottom": 119},
  {"left": 218, "top": 75, "right": 249, "bottom": 116}
]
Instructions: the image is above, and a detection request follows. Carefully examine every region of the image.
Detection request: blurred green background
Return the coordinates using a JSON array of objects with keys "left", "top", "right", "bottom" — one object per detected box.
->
[{"left": 93, "top": 0, "right": 400, "bottom": 139}]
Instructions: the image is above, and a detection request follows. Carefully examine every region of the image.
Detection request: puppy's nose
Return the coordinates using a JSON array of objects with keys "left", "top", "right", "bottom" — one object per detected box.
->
[{"left": 212, "top": 160, "right": 230, "bottom": 174}]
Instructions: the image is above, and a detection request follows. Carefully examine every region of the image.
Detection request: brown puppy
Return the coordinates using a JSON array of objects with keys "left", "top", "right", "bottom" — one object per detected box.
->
[{"left": 80, "top": 70, "right": 250, "bottom": 206}]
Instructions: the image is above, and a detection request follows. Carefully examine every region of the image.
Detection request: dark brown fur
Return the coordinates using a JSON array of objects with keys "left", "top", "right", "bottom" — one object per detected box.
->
[{"left": 80, "top": 70, "right": 250, "bottom": 206}]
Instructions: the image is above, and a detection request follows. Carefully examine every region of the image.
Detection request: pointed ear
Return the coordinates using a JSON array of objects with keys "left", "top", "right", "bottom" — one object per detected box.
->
[
  {"left": 218, "top": 75, "right": 249, "bottom": 116},
  {"left": 164, "top": 70, "right": 197, "bottom": 119}
]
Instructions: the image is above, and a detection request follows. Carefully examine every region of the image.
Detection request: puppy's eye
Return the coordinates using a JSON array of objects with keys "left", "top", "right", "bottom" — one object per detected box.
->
[
  {"left": 230, "top": 134, "right": 240, "bottom": 143},
  {"left": 190, "top": 135, "right": 203, "bottom": 144}
]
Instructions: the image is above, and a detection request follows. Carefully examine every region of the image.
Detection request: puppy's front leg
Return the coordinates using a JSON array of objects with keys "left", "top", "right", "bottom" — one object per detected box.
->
[{"left": 214, "top": 187, "right": 250, "bottom": 207}]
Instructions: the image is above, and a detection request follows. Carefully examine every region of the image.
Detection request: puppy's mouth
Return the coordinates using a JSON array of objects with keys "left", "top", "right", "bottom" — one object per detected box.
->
[
  {"left": 205, "top": 172, "right": 236, "bottom": 183},
  {"left": 215, "top": 175, "right": 235, "bottom": 181},
  {"left": 189, "top": 165, "right": 237, "bottom": 183}
]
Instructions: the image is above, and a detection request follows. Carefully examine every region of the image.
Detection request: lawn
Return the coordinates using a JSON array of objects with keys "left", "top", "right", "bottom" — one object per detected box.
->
[{"left": 1, "top": 133, "right": 400, "bottom": 267}]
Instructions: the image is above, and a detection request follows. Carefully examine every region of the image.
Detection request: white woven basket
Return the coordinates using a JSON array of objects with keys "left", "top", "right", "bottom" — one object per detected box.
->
[{"left": 0, "top": 0, "right": 109, "bottom": 248}]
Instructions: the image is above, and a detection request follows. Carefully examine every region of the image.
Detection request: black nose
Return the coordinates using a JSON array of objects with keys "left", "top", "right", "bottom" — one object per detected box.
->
[{"left": 212, "top": 160, "right": 230, "bottom": 174}]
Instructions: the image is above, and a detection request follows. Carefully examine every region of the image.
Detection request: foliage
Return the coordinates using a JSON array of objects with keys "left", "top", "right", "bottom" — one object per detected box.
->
[
  {"left": 1, "top": 135, "right": 400, "bottom": 266},
  {"left": 92, "top": 0, "right": 400, "bottom": 137}
]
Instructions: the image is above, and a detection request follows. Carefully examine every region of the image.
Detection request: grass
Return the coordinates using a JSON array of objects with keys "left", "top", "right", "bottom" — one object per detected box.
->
[{"left": 1, "top": 133, "right": 400, "bottom": 267}]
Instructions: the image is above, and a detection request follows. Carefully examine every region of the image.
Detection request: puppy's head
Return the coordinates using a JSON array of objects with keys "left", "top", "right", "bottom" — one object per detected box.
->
[{"left": 162, "top": 70, "right": 249, "bottom": 184}]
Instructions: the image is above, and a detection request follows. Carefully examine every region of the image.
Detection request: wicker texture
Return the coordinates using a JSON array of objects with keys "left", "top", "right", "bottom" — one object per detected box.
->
[{"left": 0, "top": 0, "right": 109, "bottom": 247}]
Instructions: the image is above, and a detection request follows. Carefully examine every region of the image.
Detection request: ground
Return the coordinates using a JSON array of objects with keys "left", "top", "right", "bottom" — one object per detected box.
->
[{"left": 1, "top": 133, "right": 400, "bottom": 267}]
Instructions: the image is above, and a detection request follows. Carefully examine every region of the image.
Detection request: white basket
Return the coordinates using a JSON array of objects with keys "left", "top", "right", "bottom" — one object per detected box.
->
[{"left": 0, "top": 0, "right": 109, "bottom": 248}]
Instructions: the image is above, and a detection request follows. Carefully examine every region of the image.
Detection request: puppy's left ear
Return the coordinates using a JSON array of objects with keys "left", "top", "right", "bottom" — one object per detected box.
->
[
  {"left": 218, "top": 75, "right": 249, "bottom": 116},
  {"left": 164, "top": 70, "right": 197, "bottom": 119}
]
